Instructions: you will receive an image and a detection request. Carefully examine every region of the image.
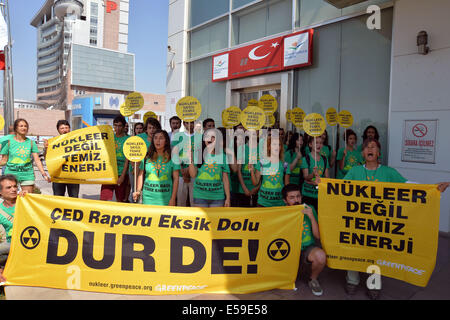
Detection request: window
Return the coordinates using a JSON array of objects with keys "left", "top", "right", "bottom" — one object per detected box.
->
[
  {"left": 190, "top": 0, "right": 229, "bottom": 27},
  {"left": 189, "top": 18, "right": 228, "bottom": 58},
  {"left": 232, "top": 0, "right": 292, "bottom": 45}
]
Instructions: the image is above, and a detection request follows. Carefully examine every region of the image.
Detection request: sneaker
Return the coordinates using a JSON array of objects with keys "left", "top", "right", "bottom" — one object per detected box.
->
[
  {"left": 345, "top": 283, "right": 358, "bottom": 295},
  {"left": 308, "top": 279, "right": 323, "bottom": 296}
]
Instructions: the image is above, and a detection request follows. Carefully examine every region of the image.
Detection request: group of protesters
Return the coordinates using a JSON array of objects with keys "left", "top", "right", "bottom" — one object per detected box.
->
[{"left": 0, "top": 115, "right": 449, "bottom": 298}]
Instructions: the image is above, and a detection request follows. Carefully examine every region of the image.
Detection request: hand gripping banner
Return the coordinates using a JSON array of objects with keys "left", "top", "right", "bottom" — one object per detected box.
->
[
  {"left": 46, "top": 125, "right": 118, "bottom": 184},
  {"left": 318, "top": 178, "right": 440, "bottom": 287},
  {"left": 4, "top": 194, "right": 303, "bottom": 295}
]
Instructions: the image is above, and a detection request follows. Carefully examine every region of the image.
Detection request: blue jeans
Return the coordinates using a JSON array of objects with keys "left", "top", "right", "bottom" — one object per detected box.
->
[{"left": 193, "top": 198, "right": 224, "bottom": 207}]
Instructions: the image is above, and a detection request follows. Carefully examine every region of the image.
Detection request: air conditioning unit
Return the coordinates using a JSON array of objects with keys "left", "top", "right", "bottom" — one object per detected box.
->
[{"left": 324, "top": 0, "right": 368, "bottom": 9}]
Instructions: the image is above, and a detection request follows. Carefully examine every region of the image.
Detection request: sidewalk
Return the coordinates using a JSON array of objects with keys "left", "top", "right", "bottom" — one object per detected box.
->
[{"left": 25, "top": 172, "right": 450, "bottom": 300}]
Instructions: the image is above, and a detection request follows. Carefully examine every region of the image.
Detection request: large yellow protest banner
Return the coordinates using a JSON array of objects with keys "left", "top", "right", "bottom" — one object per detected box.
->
[
  {"left": 46, "top": 125, "right": 118, "bottom": 184},
  {"left": 4, "top": 194, "right": 303, "bottom": 295},
  {"left": 318, "top": 178, "right": 440, "bottom": 287}
]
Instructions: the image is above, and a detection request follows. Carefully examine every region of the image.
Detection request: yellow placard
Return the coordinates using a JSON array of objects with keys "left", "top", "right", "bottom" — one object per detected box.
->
[
  {"left": 222, "top": 106, "right": 242, "bottom": 127},
  {"left": 121, "top": 92, "right": 145, "bottom": 117},
  {"left": 45, "top": 125, "right": 118, "bottom": 184},
  {"left": 326, "top": 108, "right": 338, "bottom": 126},
  {"left": 265, "top": 114, "right": 276, "bottom": 127},
  {"left": 286, "top": 110, "right": 292, "bottom": 123},
  {"left": 0, "top": 115, "right": 5, "bottom": 131},
  {"left": 143, "top": 111, "right": 158, "bottom": 124},
  {"left": 338, "top": 110, "right": 353, "bottom": 128},
  {"left": 303, "top": 113, "right": 326, "bottom": 137},
  {"left": 290, "top": 107, "right": 306, "bottom": 129},
  {"left": 318, "top": 178, "right": 440, "bottom": 287},
  {"left": 241, "top": 106, "right": 266, "bottom": 131},
  {"left": 258, "top": 94, "right": 278, "bottom": 114},
  {"left": 176, "top": 96, "right": 202, "bottom": 122},
  {"left": 247, "top": 99, "right": 259, "bottom": 108},
  {"left": 4, "top": 194, "right": 303, "bottom": 295},
  {"left": 123, "top": 136, "right": 148, "bottom": 163}
]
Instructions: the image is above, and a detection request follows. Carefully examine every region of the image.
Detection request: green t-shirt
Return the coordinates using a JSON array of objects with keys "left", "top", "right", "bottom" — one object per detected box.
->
[
  {"left": 137, "top": 132, "right": 152, "bottom": 150},
  {"left": 140, "top": 156, "right": 180, "bottom": 206},
  {"left": 0, "top": 202, "right": 15, "bottom": 243},
  {"left": 343, "top": 165, "right": 407, "bottom": 183},
  {"left": 237, "top": 144, "right": 257, "bottom": 194},
  {"left": 193, "top": 153, "right": 230, "bottom": 200},
  {"left": 256, "top": 160, "right": 289, "bottom": 207},
  {"left": 306, "top": 145, "right": 332, "bottom": 164},
  {"left": 336, "top": 147, "right": 363, "bottom": 179},
  {"left": 285, "top": 149, "right": 303, "bottom": 185},
  {"left": 0, "top": 138, "right": 39, "bottom": 182},
  {"left": 114, "top": 134, "right": 129, "bottom": 176},
  {"left": 300, "top": 153, "right": 329, "bottom": 199},
  {"left": 171, "top": 132, "right": 202, "bottom": 168},
  {"left": 301, "top": 205, "right": 318, "bottom": 250},
  {"left": 0, "top": 134, "right": 14, "bottom": 149}
]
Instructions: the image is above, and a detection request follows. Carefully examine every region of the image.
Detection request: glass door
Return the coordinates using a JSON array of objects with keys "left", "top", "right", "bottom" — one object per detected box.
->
[{"left": 237, "top": 86, "right": 281, "bottom": 128}]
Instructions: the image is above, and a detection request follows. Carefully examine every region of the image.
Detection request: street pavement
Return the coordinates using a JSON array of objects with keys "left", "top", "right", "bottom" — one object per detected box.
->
[{"left": 17, "top": 171, "right": 449, "bottom": 300}]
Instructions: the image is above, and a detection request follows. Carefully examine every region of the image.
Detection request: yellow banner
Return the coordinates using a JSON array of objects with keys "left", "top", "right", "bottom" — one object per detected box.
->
[
  {"left": 4, "top": 194, "right": 303, "bottom": 295},
  {"left": 46, "top": 125, "right": 118, "bottom": 184},
  {"left": 318, "top": 178, "right": 440, "bottom": 287}
]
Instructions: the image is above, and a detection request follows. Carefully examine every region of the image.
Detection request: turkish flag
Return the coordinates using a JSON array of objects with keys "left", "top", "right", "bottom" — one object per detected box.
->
[{"left": 0, "top": 51, "right": 5, "bottom": 70}]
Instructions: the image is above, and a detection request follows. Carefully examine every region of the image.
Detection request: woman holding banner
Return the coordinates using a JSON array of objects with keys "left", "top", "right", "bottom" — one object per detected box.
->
[
  {"left": 336, "top": 129, "right": 363, "bottom": 179},
  {"left": 300, "top": 135, "right": 330, "bottom": 211},
  {"left": 188, "top": 129, "right": 231, "bottom": 207},
  {"left": 133, "top": 130, "right": 180, "bottom": 206},
  {"left": 0, "top": 119, "right": 50, "bottom": 193},
  {"left": 249, "top": 135, "right": 288, "bottom": 207},
  {"left": 343, "top": 137, "right": 407, "bottom": 299}
]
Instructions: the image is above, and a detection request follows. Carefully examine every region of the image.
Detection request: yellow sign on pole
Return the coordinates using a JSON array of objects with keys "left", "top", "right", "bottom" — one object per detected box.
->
[
  {"left": 121, "top": 92, "right": 145, "bottom": 117},
  {"left": 123, "top": 136, "right": 147, "bottom": 163},
  {"left": 290, "top": 107, "right": 306, "bottom": 129},
  {"left": 303, "top": 113, "right": 326, "bottom": 137},
  {"left": 176, "top": 96, "right": 202, "bottom": 122},
  {"left": 338, "top": 110, "right": 353, "bottom": 128},
  {"left": 143, "top": 111, "right": 158, "bottom": 124},
  {"left": 326, "top": 108, "right": 338, "bottom": 126},
  {"left": 241, "top": 106, "right": 265, "bottom": 131},
  {"left": 258, "top": 94, "right": 278, "bottom": 115},
  {"left": 286, "top": 110, "right": 292, "bottom": 123},
  {"left": 222, "top": 106, "right": 242, "bottom": 128}
]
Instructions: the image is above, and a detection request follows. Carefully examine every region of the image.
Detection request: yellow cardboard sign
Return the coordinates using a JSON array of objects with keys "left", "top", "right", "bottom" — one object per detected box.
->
[
  {"left": 286, "top": 110, "right": 292, "bottom": 123},
  {"left": 265, "top": 114, "right": 276, "bottom": 127},
  {"left": 303, "top": 113, "right": 326, "bottom": 137},
  {"left": 338, "top": 110, "right": 353, "bottom": 128},
  {"left": 176, "top": 96, "right": 202, "bottom": 122},
  {"left": 290, "top": 107, "right": 306, "bottom": 129},
  {"left": 143, "top": 111, "right": 158, "bottom": 124},
  {"left": 247, "top": 99, "right": 259, "bottom": 108},
  {"left": 222, "top": 106, "right": 242, "bottom": 127},
  {"left": 0, "top": 115, "right": 4, "bottom": 131},
  {"left": 45, "top": 125, "right": 118, "bottom": 184},
  {"left": 326, "top": 108, "right": 338, "bottom": 126},
  {"left": 121, "top": 92, "right": 145, "bottom": 117},
  {"left": 318, "top": 178, "right": 440, "bottom": 287},
  {"left": 123, "top": 136, "right": 147, "bottom": 163},
  {"left": 241, "top": 106, "right": 266, "bottom": 131},
  {"left": 4, "top": 194, "right": 303, "bottom": 295},
  {"left": 258, "top": 94, "right": 278, "bottom": 114}
]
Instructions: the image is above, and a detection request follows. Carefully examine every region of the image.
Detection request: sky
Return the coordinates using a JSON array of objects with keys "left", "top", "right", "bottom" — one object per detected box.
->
[{"left": 2, "top": 0, "right": 168, "bottom": 101}]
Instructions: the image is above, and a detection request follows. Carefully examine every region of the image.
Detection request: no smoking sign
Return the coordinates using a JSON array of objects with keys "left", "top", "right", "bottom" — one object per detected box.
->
[{"left": 412, "top": 123, "right": 428, "bottom": 138}]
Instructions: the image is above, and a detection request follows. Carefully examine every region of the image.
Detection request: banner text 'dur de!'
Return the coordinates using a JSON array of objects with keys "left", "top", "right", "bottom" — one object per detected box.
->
[
  {"left": 4, "top": 194, "right": 303, "bottom": 295},
  {"left": 46, "top": 125, "right": 118, "bottom": 184},
  {"left": 318, "top": 178, "right": 440, "bottom": 287}
]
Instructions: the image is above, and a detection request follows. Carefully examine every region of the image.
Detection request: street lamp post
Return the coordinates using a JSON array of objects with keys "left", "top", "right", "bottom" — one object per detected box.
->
[{"left": 1, "top": 0, "right": 14, "bottom": 135}]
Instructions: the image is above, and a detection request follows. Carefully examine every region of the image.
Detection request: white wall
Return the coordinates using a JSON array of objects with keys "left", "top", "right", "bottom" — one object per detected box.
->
[
  {"left": 389, "top": 0, "right": 450, "bottom": 232},
  {"left": 166, "top": 0, "right": 188, "bottom": 128}
]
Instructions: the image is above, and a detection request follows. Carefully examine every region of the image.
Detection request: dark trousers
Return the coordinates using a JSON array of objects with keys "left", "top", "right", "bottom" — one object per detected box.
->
[{"left": 52, "top": 183, "right": 80, "bottom": 198}]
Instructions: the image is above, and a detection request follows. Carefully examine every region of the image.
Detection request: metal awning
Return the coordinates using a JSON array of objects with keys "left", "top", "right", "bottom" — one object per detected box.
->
[{"left": 324, "top": 0, "right": 368, "bottom": 9}]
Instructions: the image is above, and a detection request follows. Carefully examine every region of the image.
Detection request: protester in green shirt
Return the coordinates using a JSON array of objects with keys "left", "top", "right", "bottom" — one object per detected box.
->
[
  {"left": 0, "top": 119, "right": 50, "bottom": 193},
  {"left": 249, "top": 135, "right": 288, "bottom": 207},
  {"left": 100, "top": 115, "right": 129, "bottom": 202},
  {"left": 282, "top": 184, "right": 326, "bottom": 296},
  {"left": 343, "top": 138, "right": 406, "bottom": 300},
  {"left": 189, "top": 129, "right": 230, "bottom": 207},
  {"left": 336, "top": 129, "right": 363, "bottom": 179},
  {"left": 133, "top": 130, "right": 179, "bottom": 206},
  {"left": 357, "top": 125, "right": 383, "bottom": 163},
  {"left": 300, "top": 135, "right": 330, "bottom": 211},
  {"left": 304, "top": 130, "right": 336, "bottom": 169},
  {"left": 284, "top": 132, "right": 304, "bottom": 186}
]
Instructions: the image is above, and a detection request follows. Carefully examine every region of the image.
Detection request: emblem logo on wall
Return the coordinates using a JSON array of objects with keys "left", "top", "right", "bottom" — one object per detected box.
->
[{"left": 109, "top": 96, "right": 120, "bottom": 107}]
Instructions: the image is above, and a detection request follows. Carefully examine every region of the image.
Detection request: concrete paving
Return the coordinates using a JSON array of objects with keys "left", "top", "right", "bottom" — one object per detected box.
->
[{"left": 16, "top": 171, "right": 449, "bottom": 300}]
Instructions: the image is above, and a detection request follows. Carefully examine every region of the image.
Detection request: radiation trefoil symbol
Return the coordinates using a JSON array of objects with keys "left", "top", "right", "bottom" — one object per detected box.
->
[
  {"left": 20, "top": 226, "right": 41, "bottom": 250},
  {"left": 267, "top": 239, "right": 290, "bottom": 261}
]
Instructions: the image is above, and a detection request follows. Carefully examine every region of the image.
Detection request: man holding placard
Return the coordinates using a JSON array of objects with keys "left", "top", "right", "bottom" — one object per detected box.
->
[{"left": 100, "top": 115, "right": 130, "bottom": 202}]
